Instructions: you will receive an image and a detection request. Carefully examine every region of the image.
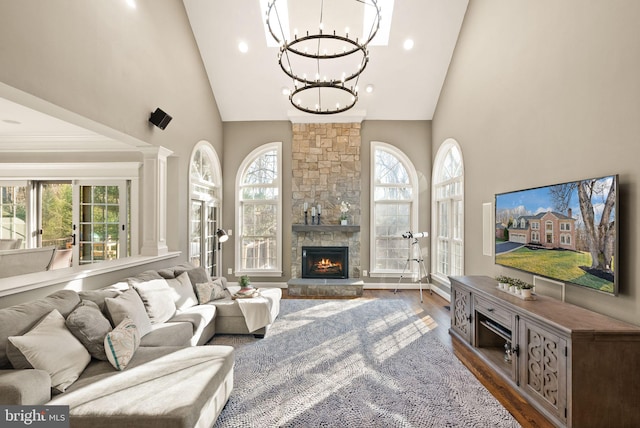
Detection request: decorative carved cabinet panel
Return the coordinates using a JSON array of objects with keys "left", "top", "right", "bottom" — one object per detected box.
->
[
  {"left": 519, "top": 318, "right": 567, "bottom": 424},
  {"left": 451, "top": 285, "right": 471, "bottom": 343},
  {"left": 449, "top": 276, "right": 640, "bottom": 428}
]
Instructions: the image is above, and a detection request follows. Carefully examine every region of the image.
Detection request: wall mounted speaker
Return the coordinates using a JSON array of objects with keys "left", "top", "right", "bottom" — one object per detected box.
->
[{"left": 149, "top": 108, "right": 172, "bottom": 130}]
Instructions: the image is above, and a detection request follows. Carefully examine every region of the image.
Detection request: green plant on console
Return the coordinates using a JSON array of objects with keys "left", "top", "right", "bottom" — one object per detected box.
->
[{"left": 495, "top": 275, "right": 532, "bottom": 289}]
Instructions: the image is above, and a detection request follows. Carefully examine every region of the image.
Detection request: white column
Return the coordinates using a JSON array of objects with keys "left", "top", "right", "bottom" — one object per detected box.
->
[{"left": 140, "top": 146, "right": 173, "bottom": 256}]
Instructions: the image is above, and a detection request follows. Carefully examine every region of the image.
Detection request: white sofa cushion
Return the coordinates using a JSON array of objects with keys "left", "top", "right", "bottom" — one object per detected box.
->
[
  {"left": 132, "top": 278, "right": 176, "bottom": 324},
  {"left": 8, "top": 309, "right": 91, "bottom": 392},
  {"left": 166, "top": 271, "right": 198, "bottom": 311},
  {"left": 105, "top": 289, "right": 152, "bottom": 336}
]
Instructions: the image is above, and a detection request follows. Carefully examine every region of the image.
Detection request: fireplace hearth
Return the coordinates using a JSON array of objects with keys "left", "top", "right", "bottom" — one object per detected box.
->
[{"left": 302, "top": 246, "right": 348, "bottom": 279}]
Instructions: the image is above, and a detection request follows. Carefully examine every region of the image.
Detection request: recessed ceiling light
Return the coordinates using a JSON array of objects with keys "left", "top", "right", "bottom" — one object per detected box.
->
[
  {"left": 238, "top": 41, "right": 249, "bottom": 53},
  {"left": 125, "top": 0, "right": 136, "bottom": 9},
  {"left": 281, "top": 87, "right": 291, "bottom": 96},
  {"left": 403, "top": 38, "right": 414, "bottom": 50},
  {"left": 365, "top": 84, "right": 374, "bottom": 93}
]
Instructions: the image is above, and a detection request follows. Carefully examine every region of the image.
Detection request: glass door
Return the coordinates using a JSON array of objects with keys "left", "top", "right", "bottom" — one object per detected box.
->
[{"left": 73, "top": 181, "right": 128, "bottom": 265}]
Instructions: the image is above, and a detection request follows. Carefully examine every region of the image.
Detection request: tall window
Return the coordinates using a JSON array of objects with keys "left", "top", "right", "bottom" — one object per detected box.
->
[
  {"left": 189, "top": 142, "right": 222, "bottom": 277},
  {"left": 370, "top": 142, "right": 418, "bottom": 275},
  {"left": 235, "top": 142, "right": 282, "bottom": 276},
  {"left": 432, "top": 139, "right": 464, "bottom": 285}
]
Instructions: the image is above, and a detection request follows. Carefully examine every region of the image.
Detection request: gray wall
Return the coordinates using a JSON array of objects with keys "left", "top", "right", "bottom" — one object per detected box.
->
[
  {"left": 432, "top": 0, "right": 640, "bottom": 324},
  {"left": 221, "top": 120, "right": 431, "bottom": 284},
  {"left": 360, "top": 121, "right": 432, "bottom": 284},
  {"left": 221, "top": 121, "right": 293, "bottom": 283},
  {"left": 0, "top": 0, "right": 223, "bottom": 304}
]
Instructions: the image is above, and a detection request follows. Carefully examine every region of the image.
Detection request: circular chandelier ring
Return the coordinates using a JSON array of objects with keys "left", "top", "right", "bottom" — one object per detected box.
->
[
  {"left": 289, "top": 84, "right": 358, "bottom": 115},
  {"left": 278, "top": 54, "right": 369, "bottom": 86},
  {"left": 284, "top": 33, "right": 368, "bottom": 59}
]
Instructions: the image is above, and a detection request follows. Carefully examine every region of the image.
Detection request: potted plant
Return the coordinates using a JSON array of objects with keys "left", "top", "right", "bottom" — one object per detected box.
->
[
  {"left": 339, "top": 201, "right": 350, "bottom": 225},
  {"left": 519, "top": 282, "right": 534, "bottom": 298},
  {"left": 495, "top": 275, "right": 510, "bottom": 290}
]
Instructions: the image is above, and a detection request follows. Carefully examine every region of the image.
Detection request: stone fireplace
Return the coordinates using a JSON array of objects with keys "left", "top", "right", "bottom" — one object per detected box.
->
[
  {"left": 302, "top": 246, "right": 349, "bottom": 279},
  {"left": 290, "top": 123, "right": 362, "bottom": 280}
]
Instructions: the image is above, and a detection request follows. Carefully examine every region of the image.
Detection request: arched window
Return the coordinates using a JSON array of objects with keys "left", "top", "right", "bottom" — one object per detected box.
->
[
  {"left": 235, "top": 142, "right": 282, "bottom": 276},
  {"left": 189, "top": 142, "right": 222, "bottom": 277},
  {"left": 370, "top": 142, "right": 418, "bottom": 275},
  {"left": 432, "top": 138, "right": 464, "bottom": 285}
]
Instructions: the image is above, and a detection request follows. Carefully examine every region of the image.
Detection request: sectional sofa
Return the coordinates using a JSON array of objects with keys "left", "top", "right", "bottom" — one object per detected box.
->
[{"left": 0, "top": 262, "right": 282, "bottom": 427}]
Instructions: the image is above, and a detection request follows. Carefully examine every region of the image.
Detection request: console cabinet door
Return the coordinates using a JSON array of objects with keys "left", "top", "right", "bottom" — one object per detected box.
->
[
  {"left": 519, "top": 318, "right": 568, "bottom": 424},
  {"left": 451, "top": 284, "right": 472, "bottom": 343}
]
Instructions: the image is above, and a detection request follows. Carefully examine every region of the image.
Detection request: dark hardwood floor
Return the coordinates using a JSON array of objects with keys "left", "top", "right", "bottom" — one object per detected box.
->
[{"left": 282, "top": 288, "right": 553, "bottom": 428}]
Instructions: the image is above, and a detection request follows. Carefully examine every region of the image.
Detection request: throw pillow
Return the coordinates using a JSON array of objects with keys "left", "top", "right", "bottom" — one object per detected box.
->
[
  {"left": 77, "top": 288, "right": 122, "bottom": 313},
  {"left": 195, "top": 279, "right": 229, "bottom": 304},
  {"left": 166, "top": 271, "right": 198, "bottom": 311},
  {"left": 104, "top": 318, "right": 140, "bottom": 371},
  {"left": 7, "top": 310, "right": 91, "bottom": 393},
  {"left": 132, "top": 278, "right": 176, "bottom": 324},
  {"left": 173, "top": 265, "right": 210, "bottom": 288},
  {"left": 65, "top": 300, "right": 113, "bottom": 360},
  {"left": 104, "top": 289, "right": 152, "bottom": 336}
]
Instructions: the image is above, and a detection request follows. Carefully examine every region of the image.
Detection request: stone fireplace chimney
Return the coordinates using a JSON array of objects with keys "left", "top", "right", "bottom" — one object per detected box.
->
[{"left": 290, "top": 123, "right": 362, "bottom": 279}]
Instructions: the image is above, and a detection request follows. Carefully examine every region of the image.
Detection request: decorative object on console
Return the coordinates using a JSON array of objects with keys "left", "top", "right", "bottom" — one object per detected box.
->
[
  {"left": 340, "top": 201, "right": 350, "bottom": 225},
  {"left": 265, "top": 0, "right": 381, "bottom": 114},
  {"left": 494, "top": 275, "right": 535, "bottom": 300}
]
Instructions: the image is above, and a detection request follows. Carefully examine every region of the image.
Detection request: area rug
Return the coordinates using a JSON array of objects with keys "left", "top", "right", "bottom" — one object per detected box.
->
[{"left": 210, "top": 298, "right": 520, "bottom": 428}]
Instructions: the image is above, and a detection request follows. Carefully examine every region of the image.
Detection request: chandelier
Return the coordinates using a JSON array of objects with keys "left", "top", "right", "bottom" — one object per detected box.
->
[{"left": 266, "top": 0, "right": 381, "bottom": 115}]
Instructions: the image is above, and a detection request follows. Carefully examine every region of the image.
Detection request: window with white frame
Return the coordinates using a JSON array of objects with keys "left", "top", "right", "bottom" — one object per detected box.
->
[
  {"left": 235, "top": 142, "right": 282, "bottom": 276},
  {"left": 432, "top": 139, "right": 464, "bottom": 285},
  {"left": 370, "top": 142, "right": 418, "bottom": 275},
  {"left": 189, "top": 142, "right": 222, "bottom": 277},
  {"left": 1, "top": 168, "right": 136, "bottom": 268}
]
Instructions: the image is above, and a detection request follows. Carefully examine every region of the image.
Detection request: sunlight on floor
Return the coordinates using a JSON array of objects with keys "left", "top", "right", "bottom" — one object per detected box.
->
[
  {"left": 235, "top": 297, "right": 445, "bottom": 424},
  {"left": 283, "top": 298, "right": 371, "bottom": 319}
]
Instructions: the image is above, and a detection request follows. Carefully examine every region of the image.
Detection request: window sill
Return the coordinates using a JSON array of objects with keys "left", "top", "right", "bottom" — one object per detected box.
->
[
  {"left": 0, "top": 252, "right": 181, "bottom": 297},
  {"left": 233, "top": 270, "right": 283, "bottom": 278},
  {"left": 369, "top": 271, "right": 416, "bottom": 279}
]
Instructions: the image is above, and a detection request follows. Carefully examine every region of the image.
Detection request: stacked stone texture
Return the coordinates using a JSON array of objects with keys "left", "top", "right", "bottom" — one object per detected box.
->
[{"left": 291, "top": 123, "right": 361, "bottom": 279}]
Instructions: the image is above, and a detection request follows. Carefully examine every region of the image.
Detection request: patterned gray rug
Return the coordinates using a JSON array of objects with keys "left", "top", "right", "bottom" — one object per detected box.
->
[{"left": 210, "top": 297, "right": 520, "bottom": 428}]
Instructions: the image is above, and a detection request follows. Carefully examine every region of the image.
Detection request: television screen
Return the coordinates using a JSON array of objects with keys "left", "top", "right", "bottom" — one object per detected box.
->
[{"left": 495, "top": 174, "right": 618, "bottom": 295}]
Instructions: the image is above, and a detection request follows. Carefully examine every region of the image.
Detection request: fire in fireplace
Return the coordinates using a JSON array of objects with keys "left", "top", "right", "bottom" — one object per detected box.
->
[{"left": 302, "top": 246, "right": 348, "bottom": 279}]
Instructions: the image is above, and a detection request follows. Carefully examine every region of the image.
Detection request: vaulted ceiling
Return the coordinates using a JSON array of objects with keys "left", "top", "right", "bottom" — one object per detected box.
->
[{"left": 183, "top": 0, "right": 468, "bottom": 122}]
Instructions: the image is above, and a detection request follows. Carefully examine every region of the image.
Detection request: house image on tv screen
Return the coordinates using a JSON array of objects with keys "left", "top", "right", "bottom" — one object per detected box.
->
[{"left": 507, "top": 209, "right": 576, "bottom": 250}]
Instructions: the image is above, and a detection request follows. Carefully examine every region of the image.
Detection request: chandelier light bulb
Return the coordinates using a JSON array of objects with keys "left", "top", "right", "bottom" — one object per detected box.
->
[
  {"left": 238, "top": 41, "right": 249, "bottom": 53},
  {"left": 345, "top": 27, "right": 350, "bottom": 35},
  {"left": 366, "top": 84, "right": 374, "bottom": 93}
]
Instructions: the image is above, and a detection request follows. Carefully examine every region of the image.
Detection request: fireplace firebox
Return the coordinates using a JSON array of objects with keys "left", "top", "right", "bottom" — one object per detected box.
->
[{"left": 302, "top": 246, "right": 348, "bottom": 279}]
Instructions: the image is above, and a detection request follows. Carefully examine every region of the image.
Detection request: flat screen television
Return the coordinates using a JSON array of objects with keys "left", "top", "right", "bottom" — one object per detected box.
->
[{"left": 495, "top": 174, "right": 618, "bottom": 295}]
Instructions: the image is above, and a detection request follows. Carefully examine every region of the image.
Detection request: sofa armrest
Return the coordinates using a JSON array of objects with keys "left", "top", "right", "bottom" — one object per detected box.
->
[{"left": 0, "top": 369, "right": 51, "bottom": 405}]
